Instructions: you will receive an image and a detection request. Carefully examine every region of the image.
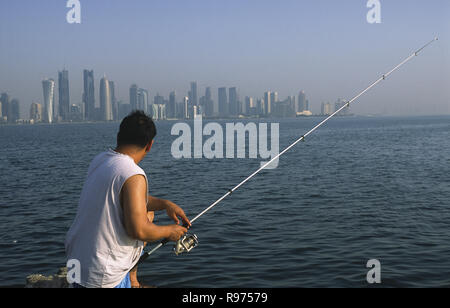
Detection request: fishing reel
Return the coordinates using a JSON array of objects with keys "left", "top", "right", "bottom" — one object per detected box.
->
[{"left": 174, "top": 234, "right": 198, "bottom": 256}]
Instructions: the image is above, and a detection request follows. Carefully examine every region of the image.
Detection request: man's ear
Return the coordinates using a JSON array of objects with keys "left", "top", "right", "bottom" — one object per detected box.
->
[{"left": 145, "top": 140, "right": 154, "bottom": 153}]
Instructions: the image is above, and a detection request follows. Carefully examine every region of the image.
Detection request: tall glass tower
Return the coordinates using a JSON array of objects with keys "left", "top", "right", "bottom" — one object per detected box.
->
[
  {"left": 83, "top": 70, "right": 95, "bottom": 121},
  {"left": 218, "top": 87, "right": 228, "bottom": 117},
  {"left": 58, "top": 69, "right": 70, "bottom": 121},
  {"left": 42, "top": 79, "right": 55, "bottom": 123},
  {"left": 129, "top": 84, "right": 139, "bottom": 111},
  {"left": 137, "top": 88, "right": 148, "bottom": 114},
  {"left": 229, "top": 87, "right": 238, "bottom": 116},
  {"left": 298, "top": 91, "right": 306, "bottom": 112},
  {"left": 100, "top": 75, "right": 112, "bottom": 121},
  {"left": 264, "top": 91, "right": 272, "bottom": 115},
  {"left": 168, "top": 91, "right": 177, "bottom": 119},
  {"left": 0, "top": 93, "right": 10, "bottom": 120},
  {"left": 190, "top": 82, "right": 198, "bottom": 107}
]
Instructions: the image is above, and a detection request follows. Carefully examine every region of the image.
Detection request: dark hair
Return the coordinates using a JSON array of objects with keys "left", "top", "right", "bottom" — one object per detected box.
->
[{"left": 117, "top": 110, "right": 157, "bottom": 148}]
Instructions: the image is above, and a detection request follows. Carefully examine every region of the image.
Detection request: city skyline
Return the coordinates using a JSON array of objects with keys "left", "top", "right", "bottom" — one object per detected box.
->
[
  {"left": 0, "top": 1, "right": 449, "bottom": 118},
  {"left": 2, "top": 64, "right": 349, "bottom": 123},
  {"left": 1, "top": 57, "right": 448, "bottom": 123}
]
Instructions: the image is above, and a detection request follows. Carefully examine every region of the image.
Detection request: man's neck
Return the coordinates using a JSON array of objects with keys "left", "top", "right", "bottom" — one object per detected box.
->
[{"left": 114, "top": 146, "right": 144, "bottom": 164}]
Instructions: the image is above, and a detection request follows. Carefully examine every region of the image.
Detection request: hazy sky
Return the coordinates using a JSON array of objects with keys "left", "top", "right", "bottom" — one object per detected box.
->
[{"left": 0, "top": 0, "right": 449, "bottom": 118}]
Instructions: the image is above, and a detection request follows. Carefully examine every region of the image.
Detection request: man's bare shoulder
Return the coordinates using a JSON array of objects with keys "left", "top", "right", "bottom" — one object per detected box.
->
[{"left": 122, "top": 174, "right": 146, "bottom": 192}]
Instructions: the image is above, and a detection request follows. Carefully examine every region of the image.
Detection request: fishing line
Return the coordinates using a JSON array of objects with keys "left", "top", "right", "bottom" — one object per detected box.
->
[{"left": 138, "top": 37, "right": 438, "bottom": 264}]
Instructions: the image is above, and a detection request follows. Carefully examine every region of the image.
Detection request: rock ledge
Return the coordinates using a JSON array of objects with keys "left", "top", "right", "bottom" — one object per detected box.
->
[{"left": 25, "top": 267, "right": 69, "bottom": 288}]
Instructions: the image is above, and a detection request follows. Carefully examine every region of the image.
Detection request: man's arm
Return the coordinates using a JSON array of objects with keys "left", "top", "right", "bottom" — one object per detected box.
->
[
  {"left": 147, "top": 195, "right": 191, "bottom": 227},
  {"left": 121, "top": 175, "right": 187, "bottom": 242}
]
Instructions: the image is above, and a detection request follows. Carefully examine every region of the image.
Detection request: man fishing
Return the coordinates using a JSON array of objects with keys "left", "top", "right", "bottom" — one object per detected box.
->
[{"left": 65, "top": 110, "right": 191, "bottom": 288}]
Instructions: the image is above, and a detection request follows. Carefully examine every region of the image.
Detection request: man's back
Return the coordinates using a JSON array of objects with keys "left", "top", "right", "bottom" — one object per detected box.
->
[{"left": 65, "top": 149, "right": 147, "bottom": 288}]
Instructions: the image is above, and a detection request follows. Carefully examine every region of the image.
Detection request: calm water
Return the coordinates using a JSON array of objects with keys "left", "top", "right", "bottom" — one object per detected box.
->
[{"left": 0, "top": 116, "right": 449, "bottom": 288}]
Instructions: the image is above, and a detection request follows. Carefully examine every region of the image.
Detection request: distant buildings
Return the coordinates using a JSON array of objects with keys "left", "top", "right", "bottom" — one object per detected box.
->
[
  {"left": 272, "top": 96, "right": 296, "bottom": 118},
  {"left": 321, "top": 102, "right": 333, "bottom": 116},
  {"left": 130, "top": 84, "right": 149, "bottom": 115},
  {"left": 264, "top": 91, "right": 271, "bottom": 115},
  {"left": 298, "top": 91, "right": 306, "bottom": 113},
  {"left": 154, "top": 93, "right": 164, "bottom": 106},
  {"left": 0, "top": 93, "right": 21, "bottom": 123},
  {"left": 70, "top": 104, "right": 83, "bottom": 122},
  {"left": 189, "top": 82, "right": 198, "bottom": 107},
  {"left": 168, "top": 91, "right": 177, "bottom": 119},
  {"left": 100, "top": 75, "right": 113, "bottom": 121},
  {"left": 42, "top": 79, "right": 56, "bottom": 123},
  {"left": 244, "top": 96, "right": 253, "bottom": 116},
  {"left": 295, "top": 91, "right": 312, "bottom": 117},
  {"left": 202, "top": 87, "right": 214, "bottom": 117},
  {"left": 150, "top": 103, "right": 166, "bottom": 120},
  {"left": 218, "top": 87, "right": 228, "bottom": 117},
  {"left": 1, "top": 93, "right": 9, "bottom": 122},
  {"left": 270, "top": 92, "right": 278, "bottom": 106},
  {"left": 1, "top": 72, "right": 357, "bottom": 125},
  {"left": 335, "top": 98, "right": 350, "bottom": 116},
  {"left": 319, "top": 99, "right": 351, "bottom": 117},
  {"left": 228, "top": 87, "right": 238, "bottom": 116},
  {"left": 30, "top": 102, "right": 43, "bottom": 123},
  {"left": 58, "top": 69, "right": 70, "bottom": 121},
  {"left": 109, "top": 81, "right": 117, "bottom": 121},
  {"left": 129, "top": 84, "right": 139, "bottom": 111},
  {"left": 118, "top": 101, "right": 132, "bottom": 120},
  {"left": 9, "top": 99, "right": 20, "bottom": 123},
  {"left": 138, "top": 89, "right": 149, "bottom": 114},
  {"left": 83, "top": 70, "right": 95, "bottom": 121}
]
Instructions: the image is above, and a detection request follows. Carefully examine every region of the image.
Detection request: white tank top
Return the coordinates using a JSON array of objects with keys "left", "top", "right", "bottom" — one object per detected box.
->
[{"left": 65, "top": 149, "right": 147, "bottom": 288}]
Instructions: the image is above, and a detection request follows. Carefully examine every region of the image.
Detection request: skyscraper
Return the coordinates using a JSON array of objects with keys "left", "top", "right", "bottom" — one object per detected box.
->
[
  {"left": 9, "top": 99, "right": 20, "bottom": 123},
  {"left": 229, "top": 87, "right": 238, "bottom": 116},
  {"left": 288, "top": 96, "right": 296, "bottom": 114},
  {"left": 264, "top": 91, "right": 272, "bottom": 115},
  {"left": 245, "top": 96, "right": 253, "bottom": 115},
  {"left": 100, "top": 75, "right": 112, "bottom": 121},
  {"left": 168, "top": 91, "right": 177, "bottom": 119},
  {"left": 152, "top": 93, "right": 162, "bottom": 106},
  {"left": 58, "top": 69, "right": 70, "bottom": 121},
  {"left": 30, "top": 102, "right": 43, "bottom": 123},
  {"left": 298, "top": 91, "right": 306, "bottom": 112},
  {"left": 70, "top": 104, "right": 83, "bottom": 122},
  {"left": 138, "top": 88, "right": 148, "bottom": 113},
  {"left": 321, "top": 102, "right": 332, "bottom": 115},
  {"left": 218, "top": 87, "right": 228, "bottom": 117},
  {"left": 118, "top": 101, "right": 132, "bottom": 121},
  {"left": 109, "top": 81, "right": 117, "bottom": 121},
  {"left": 42, "top": 79, "right": 55, "bottom": 123},
  {"left": 83, "top": 70, "right": 95, "bottom": 121},
  {"left": 204, "top": 87, "right": 214, "bottom": 117},
  {"left": 129, "top": 84, "right": 139, "bottom": 111},
  {"left": 1, "top": 93, "right": 9, "bottom": 121},
  {"left": 270, "top": 92, "right": 278, "bottom": 105},
  {"left": 190, "top": 82, "right": 198, "bottom": 107},
  {"left": 182, "top": 96, "right": 189, "bottom": 119},
  {"left": 335, "top": 98, "right": 349, "bottom": 116}
]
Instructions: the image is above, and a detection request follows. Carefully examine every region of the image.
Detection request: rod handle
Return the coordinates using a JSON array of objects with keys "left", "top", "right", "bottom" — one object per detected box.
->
[{"left": 137, "top": 223, "right": 190, "bottom": 264}]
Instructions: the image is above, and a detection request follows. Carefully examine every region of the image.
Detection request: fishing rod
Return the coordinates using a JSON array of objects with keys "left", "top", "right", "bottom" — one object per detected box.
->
[{"left": 138, "top": 37, "right": 438, "bottom": 265}]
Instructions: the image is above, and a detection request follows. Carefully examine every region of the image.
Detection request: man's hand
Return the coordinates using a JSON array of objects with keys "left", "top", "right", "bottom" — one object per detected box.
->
[
  {"left": 167, "top": 225, "right": 188, "bottom": 242},
  {"left": 165, "top": 201, "right": 191, "bottom": 228}
]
